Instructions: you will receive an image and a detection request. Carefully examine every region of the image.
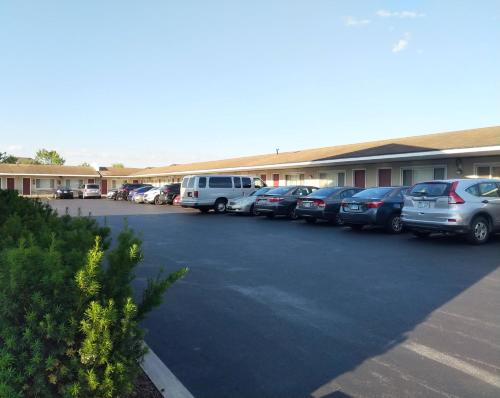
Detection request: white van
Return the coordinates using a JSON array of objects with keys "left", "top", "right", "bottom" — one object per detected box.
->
[{"left": 181, "top": 175, "right": 266, "bottom": 213}]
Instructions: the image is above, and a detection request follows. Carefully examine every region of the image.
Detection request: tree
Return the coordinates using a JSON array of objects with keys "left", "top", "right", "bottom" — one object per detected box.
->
[
  {"left": 80, "top": 162, "right": 91, "bottom": 167},
  {"left": 34, "top": 149, "right": 65, "bottom": 165},
  {"left": 0, "top": 152, "right": 18, "bottom": 164},
  {"left": 111, "top": 163, "right": 125, "bottom": 168}
]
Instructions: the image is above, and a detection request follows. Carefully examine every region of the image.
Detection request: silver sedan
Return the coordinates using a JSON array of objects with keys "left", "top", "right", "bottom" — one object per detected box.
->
[{"left": 227, "top": 187, "right": 273, "bottom": 215}]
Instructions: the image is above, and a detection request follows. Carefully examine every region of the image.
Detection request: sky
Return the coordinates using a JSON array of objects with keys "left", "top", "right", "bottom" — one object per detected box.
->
[{"left": 0, "top": 0, "right": 499, "bottom": 167}]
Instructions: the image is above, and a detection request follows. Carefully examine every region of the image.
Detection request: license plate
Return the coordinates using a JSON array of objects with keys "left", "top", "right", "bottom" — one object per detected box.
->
[
  {"left": 417, "top": 201, "right": 430, "bottom": 208},
  {"left": 350, "top": 204, "right": 359, "bottom": 210},
  {"left": 303, "top": 202, "right": 311, "bottom": 208}
]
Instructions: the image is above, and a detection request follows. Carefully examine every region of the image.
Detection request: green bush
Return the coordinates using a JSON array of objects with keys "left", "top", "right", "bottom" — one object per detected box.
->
[{"left": 0, "top": 190, "right": 188, "bottom": 397}]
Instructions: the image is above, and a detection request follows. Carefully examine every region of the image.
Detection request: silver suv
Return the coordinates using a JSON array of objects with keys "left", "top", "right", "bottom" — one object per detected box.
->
[{"left": 402, "top": 179, "right": 500, "bottom": 244}]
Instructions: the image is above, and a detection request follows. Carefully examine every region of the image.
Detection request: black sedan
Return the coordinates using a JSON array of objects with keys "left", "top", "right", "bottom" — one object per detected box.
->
[
  {"left": 254, "top": 186, "right": 318, "bottom": 219},
  {"left": 339, "top": 186, "right": 409, "bottom": 233},
  {"left": 296, "top": 186, "right": 364, "bottom": 224},
  {"left": 159, "top": 183, "right": 181, "bottom": 204},
  {"left": 54, "top": 187, "right": 74, "bottom": 199}
]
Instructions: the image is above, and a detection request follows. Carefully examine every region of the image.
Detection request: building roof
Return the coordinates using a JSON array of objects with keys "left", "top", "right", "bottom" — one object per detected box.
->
[
  {"left": 130, "top": 126, "right": 500, "bottom": 177},
  {"left": 0, "top": 164, "right": 100, "bottom": 177},
  {"left": 98, "top": 167, "right": 143, "bottom": 177}
]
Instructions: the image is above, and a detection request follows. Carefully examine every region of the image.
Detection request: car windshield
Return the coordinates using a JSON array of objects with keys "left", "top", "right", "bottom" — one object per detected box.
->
[
  {"left": 353, "top": 187, "right": 393, "bottom": 199},
  {"left": 251, "top": 187, "right": 272, "bottom": 196},
  {"left": 87, "top": 184, "right": 99, "bottom": 189},
  {"left": 266, "top": 187, "right": 293, "bottom": 195},
  {"left": 409, "top": 182, "right": 450, "bottom": 197},
  {"left": 308, "top": 187, "right": 342, "bottom": 198}
]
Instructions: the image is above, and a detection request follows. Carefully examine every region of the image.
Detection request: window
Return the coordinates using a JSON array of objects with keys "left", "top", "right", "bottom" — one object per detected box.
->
[
  {"left": 198, "top": 177, "right": 207, "bottom": 188},
  {"left": 181, "top": 177, "right": 189, "bottom": 188},
  {"left": 478, "top": 182, "right": 499, "bottom": 197},
  {"left": 294, "top": 187, "right": 310, "bottom": 196},
  {"left": 187, "top": 177, "right": 195, "bottom": 188},
  {"left": 65, "top": 179, "right": 70, "bottom": 187},
  {"left": 353, "top": 187, "right": 393, "bottom": 199},
  {"left": 260, "top": 174, "right": 267, "bottom": 182},
  {"left": 233, "top": 177, "right": 241, "bottom": 188},
  {"left": 35, "top": 179, "right": 55, "bottom": 189},
  {"left": 299, "top": 174, "right": 305, "bottom": 184},
  {"left": 409, "top": 182, "right": 450, "bottom": 197},
  {"left": 465, "top": 184, "right": 480, "bottom": 196},
  {"left": 208, "top": 177, "right": 232, "bottom": 188},
  {"left": 402, "top": 169, "right": 413, "bottom": 186},
  {"left": 112, "top": 180, "right": 117, "bottom": 189},
  {"left": 337, "top": 172, "right": 345, "bottom": 187},
  {"left": 242, "top": 177, "right": 252, "bottom": 188},
  {"left": 476, "top": 165, "right": 500, "bottom": 178},
  {"left": 433, "top": 167, "right": 446, "bottom": 180}
]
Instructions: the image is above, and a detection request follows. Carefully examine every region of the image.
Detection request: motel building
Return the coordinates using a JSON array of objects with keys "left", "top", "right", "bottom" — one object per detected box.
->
[{"left": 1, "top": 126, "right": 499, "bottom": 196}]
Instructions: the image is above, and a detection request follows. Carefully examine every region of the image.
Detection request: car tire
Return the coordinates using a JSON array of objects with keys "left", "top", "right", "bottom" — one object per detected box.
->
[
  {"left": 412, "top": 230, "right": 431, "bottom": 239},
  {"left": 214, "top": 199, "right": 227, "bottom": 214},
  {"left": 334, "top": 213, "right": 344, "bottom": 226},
  {"left": 467, "top": 216, "right": 490, "bottom": 245},
  {"left": 289, "top": 206, "right": 299, "bottom": 220},
  {"left": 386, "top": 214, "right": 403, "bottom": 234},
  {"left": 154, "top": 196, "right": 162, "bottom": 205},
  {"left": 250, "top": 204, "right": 258, "bottom": 216},
  {"left": 305, "top": 218, "right": 317, "bottom": 224}
]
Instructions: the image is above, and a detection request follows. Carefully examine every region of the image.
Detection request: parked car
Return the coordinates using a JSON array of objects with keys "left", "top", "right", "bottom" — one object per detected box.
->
[
  {"left": 159, "top": 183, "right": 181, "bottom": 204},
  {"left": 340, "top": 186, "right": 409, "bottom": 233},
  {"left": 254, "top": 186, "right": 318, "bottom": 219},
  {"left": 54, "top": 186, "right": 75, "bottom": 199},
  {"left": 296, "top": 186, "right": 365, "bottom": 224},
  {"left": 402, "top": 179, "right": 500, "bottom": 244},
  {"left": 143, "top": 186, "right": 163, "bottom": 204},
  {"left": 78, "top": 184, "right": 101, "bottom": 199},
  {"left": 115, "top": 183, "right": 151, "bottom": 200},
  {"left": 106, "top": 189, "right": 117, "bottom": 200},
  {"left": 181, "top": 175, "right": 266, "bottom": 213},
  {"left": 172, "top": 194, "right": 181, "bottom": 206},
  {"left": 132, "top": 186, "right": 154, "bottom": 203},
  {"left": 227, "top": 187, "right": 273, "bottom": 215}
]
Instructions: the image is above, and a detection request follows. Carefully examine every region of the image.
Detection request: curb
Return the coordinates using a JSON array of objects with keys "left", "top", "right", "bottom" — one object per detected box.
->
[{"left": 141, "top": 343, "right": 195, "bottom": 398}]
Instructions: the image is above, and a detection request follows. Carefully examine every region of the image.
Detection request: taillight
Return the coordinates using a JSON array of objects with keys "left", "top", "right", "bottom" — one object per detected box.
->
[
  {"left": 448, "top": 181, "right": 465, "bottom": 204},
  {"left": 341, "top": 199, "right": 348, "bottom": 208},
  {"left": 314, "top": 199, "right": 325, "bottom": 207},
  {"left": 366, "top": 201, "right": 384, "bottom": 208},
  {"left": 194, "top": 191, "right": 199, "bottom": 198},
  {"left": 268, "top": 197, "right": 284, "bottom": 203}
]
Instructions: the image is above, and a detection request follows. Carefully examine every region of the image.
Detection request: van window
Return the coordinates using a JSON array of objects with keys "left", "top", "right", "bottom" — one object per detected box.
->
[
  {"left": 233, "top": 177, "right": 241, "bottom": 188},
  {"left": 182, "top": 177, "right": 189, "bottom": 188},
  {"left": 198, "top": 177, "right": 206, "bottom": 188},
  {"left": 209, "top": 177, "right": 232, "bottom": 188},
  {"left": 187, "top": 177, "right": 195, "bottom": 188},
  {"left": 242, "top": 177, "right": 252, "bottom": 188}
]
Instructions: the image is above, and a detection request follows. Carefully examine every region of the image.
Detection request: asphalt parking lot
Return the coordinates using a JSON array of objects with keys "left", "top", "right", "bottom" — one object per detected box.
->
[{"left": 49, "top": 199, "right": 500, "bottom": 398}]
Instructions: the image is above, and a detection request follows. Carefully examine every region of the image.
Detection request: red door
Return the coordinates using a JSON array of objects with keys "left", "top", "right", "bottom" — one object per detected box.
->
[
  {"left": 7, "top": 178, "right": 15, "bottom": 190},
  {"left": 101, "top": 179, "right": 108, "bottom": 194},
  {"left": 88, "top": 179, "right": 95, "bottom": 184},
  {"left": 272, "top": 174, "right": 279, "bottom": 187},
  {"left": 22, "top": 178, "right": 31, "bottom": 195},
  {"left": 378, "top": 169, "right": 392, "bottom": 187},
  {"left": 354, "top": 170, "right": 366, "bottom": 188},
  {"left": 260, "top": 174, "right": 267, "bottom": 183}
]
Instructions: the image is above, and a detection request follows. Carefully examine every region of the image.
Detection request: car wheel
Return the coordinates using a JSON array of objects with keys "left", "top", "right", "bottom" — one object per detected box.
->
[
  {"left": 154, "top": 196, "right": 162, "bottom": 205},
  {"left": 250, "top": 204, "right": 258, "bottom": 216},
  {"left": 412, "top": 230, "right": 431, "bottom": 239},
  {"left": 214, "top": 199, "right": 227, "bottom": 214},
  {"left": 305, "top": 218, "right": 317, "bottom": 224},
  {"left": 467, "top": 216, "right": 490, "bottom": 245},
  {"left": 289, "top": 206, "right": 299, "bottom": 220},
  {"left": 386, "top": 214, "right": 403, "bottom": 234}
]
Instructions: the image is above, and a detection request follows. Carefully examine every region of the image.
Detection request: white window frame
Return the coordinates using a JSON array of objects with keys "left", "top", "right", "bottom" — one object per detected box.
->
[
  {"left": 376, "top": 167, "right": 393, "bottom": 187},
  {"left": 400, "top": 164, "right": 448, "bottom": 185},
  {"left": 35, "top": 178, "right": 55, "bottom": 190},
  {"left": 473, "top": 162, "right": 500, "bottom": 178}
]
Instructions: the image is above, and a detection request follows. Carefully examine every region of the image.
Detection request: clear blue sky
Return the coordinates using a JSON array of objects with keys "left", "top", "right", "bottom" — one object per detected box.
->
[{"left": 1, "top": 1, "right": 499, "bottom": 167}]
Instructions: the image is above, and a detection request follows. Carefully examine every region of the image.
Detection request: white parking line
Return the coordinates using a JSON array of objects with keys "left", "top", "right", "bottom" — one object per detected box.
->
[
  {"left": 437, "top": 310, "right": 500, "bottom": 330},
  {"left": 403, "top": 341, "right": 500, "bottom": 389}
]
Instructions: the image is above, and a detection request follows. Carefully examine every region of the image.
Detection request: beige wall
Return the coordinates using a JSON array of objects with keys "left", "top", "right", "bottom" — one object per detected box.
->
[{"left": 0, "top": 175, "right": 100, "bottom": 196}]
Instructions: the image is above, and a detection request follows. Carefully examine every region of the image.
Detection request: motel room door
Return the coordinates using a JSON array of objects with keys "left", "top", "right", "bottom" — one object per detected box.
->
[
  {"left": 101, "top": 179, "right": 108, "bottom": 194},
  {"left": 378, "top": 169, "right": 392, "bottom": 187},
  {"left": 272, "top": 174, "right": 280, "bottom": 187},
  {"left": 354, "top": 170, "right": 366, "bottom": 188},
  {"left": 22, "top": 178, "right": 31, "bottom": 195},
  {"left": 7, "top": 178, "right": 15, "bottom": 190}
]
